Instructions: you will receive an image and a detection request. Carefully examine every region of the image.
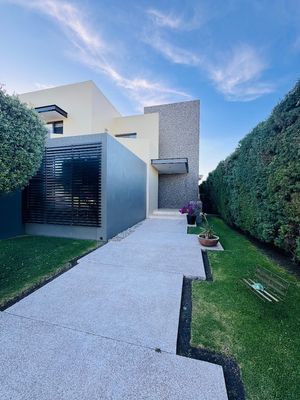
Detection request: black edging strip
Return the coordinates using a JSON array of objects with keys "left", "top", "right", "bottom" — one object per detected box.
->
[
  {"left": 202, "top": 250, "right": 213, "bottom": 281},
  {"left": 0, "top": 243, "right": 103, "bottom": 311},
  {"left": 177, "top": 255, "right": 245, "bottom": 400}
]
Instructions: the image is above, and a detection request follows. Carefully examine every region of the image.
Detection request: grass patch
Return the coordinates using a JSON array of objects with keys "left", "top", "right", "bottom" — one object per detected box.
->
[
  {"left": 0, "top": 235, "right": 98, "bottom": 308},
  {"left": 189, "top": 217, "right": 300, "bottom": 400}
]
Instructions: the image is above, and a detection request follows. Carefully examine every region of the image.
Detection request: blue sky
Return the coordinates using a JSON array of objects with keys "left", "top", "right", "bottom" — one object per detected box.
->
[{"left": 1, "top": 0, "right": 299, "bottom": 177}]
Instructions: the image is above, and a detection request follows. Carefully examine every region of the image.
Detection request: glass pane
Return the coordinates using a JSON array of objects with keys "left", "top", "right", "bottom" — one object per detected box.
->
[{"left": 53, "top": 121, "right": 63, "bottom": 134}]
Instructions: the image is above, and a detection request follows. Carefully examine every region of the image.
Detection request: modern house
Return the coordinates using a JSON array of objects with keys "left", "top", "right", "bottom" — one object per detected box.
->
[{"left": 15, "top": 81, "right": 200, "bottom": 240}]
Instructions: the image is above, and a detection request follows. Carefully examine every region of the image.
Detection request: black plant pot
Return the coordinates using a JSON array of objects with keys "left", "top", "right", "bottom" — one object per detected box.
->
[{"left": 186, "top": 215, "right": 196, "bottom": 225}]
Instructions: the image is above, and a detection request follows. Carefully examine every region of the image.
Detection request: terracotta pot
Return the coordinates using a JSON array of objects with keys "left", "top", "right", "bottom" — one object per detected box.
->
[{"left": 198, "top": 234, "right": 219, "bottom": 247}]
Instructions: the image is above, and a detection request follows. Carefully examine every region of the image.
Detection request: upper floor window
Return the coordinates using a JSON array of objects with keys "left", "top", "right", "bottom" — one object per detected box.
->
[
  {"left": 47, "top": 121, "right": 63, "bottom": 135},
  {"left": 115, "top": 133, "right": 137, "bottom": 139}
]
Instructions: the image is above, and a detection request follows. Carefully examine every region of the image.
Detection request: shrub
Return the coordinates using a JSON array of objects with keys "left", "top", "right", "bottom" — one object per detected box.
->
[
  {"left": 200, "top": 81, "right": 300, "bottom": 261},
  {"left": 0, "top": 88, "right": 46, "bottom": 193}
]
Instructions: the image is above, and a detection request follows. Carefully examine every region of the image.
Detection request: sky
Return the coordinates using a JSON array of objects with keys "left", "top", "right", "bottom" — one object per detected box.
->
[{"left": 1, "top": 0, "right": 299, "bottom": 178}]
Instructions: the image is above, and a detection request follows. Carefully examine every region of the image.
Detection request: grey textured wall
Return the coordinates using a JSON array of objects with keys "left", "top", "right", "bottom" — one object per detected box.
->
[
  {"left": 0, "top": 191, "right": 24, "bottom": 239},
  {"left": 106, "top": 134, "right": 146, "bottom": 239},
  {"left": 145, "top": 100, "right": 200, "bottom": 208}
]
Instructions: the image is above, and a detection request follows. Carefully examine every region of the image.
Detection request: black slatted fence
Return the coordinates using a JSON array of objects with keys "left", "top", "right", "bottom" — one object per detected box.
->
[{"left": 23, "top": 143, "right": 102, "bottom": 227}]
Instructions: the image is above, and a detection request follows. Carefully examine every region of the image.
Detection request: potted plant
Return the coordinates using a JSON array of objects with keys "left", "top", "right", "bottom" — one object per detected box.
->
[
  {"left": 198, "top": 213, "right": 219, "bottom": 247},
  {"left": 179, "top": 202, "right": 197, "bottom": 225}
]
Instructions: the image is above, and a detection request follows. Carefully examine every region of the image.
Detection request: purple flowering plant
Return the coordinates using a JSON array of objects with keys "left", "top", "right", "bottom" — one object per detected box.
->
[{"left": 179, "top": 201, "right": 197, "bottom": 216}]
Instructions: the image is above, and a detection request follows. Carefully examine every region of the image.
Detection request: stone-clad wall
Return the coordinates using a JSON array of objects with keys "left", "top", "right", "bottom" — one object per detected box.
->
[{"left": 144, "top": 100, "right": 200, "bottom": 208}]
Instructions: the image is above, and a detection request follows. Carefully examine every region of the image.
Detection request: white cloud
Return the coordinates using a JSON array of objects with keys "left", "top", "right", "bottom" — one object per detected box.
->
[
  {"left": 207, "top": 45, "right": 274, "bottom": 101},
  {"left": 71, "top": 46, "right": 191, "bottom": 110},
  {"left": 10, "top": 0, "right": 103, "bottom": 53},
  {"left": 8, "top": 0, "right": 190, "bottom": 109},
  {"left": 144, "top": 34, "right": 201, "bottom": 66},
  {"left": 146, "top": 7, "right": 205, "bottom": 31},
  {"left": 8, "top": 1, "right": 274, "bottom": 104},
  {"left": 147, "top": 9, "right": 183, "bottom": 29},
  {"left": 145, "top": 7, "right": 273, "bottom": 101},
  {"left": 146, "top": 32, "right": 273, "bottom": 101}
]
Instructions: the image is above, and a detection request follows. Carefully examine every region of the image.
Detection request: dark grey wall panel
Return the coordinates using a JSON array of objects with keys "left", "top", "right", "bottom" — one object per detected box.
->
[
  {"left": 106, "top": 135, "right": 146, "bottom": 239},
  {"left": 0, "top": 191, "right": 24, "bottom": 239},
  {"left": 145, "top": 101, "right": 200, "bottom": 208}
]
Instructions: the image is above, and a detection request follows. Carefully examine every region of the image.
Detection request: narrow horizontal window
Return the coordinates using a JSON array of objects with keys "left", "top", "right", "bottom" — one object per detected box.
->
[{"left": 115, "top": 133, "right": 137, "bottom": 139}]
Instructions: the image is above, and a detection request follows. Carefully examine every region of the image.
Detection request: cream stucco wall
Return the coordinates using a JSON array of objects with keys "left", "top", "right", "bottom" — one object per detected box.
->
[
  {"left": 19, "top": 81, "right": 121, "bottom": 136},
  {"left": 90, "top": 82, "right": 122, "bottom": 133},
  {"left": 108, "top": 113, "right": 159, "bottom": 215}
]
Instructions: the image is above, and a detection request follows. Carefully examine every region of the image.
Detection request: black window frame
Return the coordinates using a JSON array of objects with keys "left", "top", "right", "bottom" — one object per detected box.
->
[
  {"left": 115, "top": 133, "right": 137, "bottom": 139},
  {"left": 47, "top": 120, "right": 64, "bottom": 135}
]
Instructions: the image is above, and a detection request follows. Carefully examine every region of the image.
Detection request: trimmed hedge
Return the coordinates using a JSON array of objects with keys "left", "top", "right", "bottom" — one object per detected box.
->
[
  {"left": 201, "top": 81, "right": 300, "bottom": 261},
  {"left": 0, "top": 88, "right": 46, "bottom": 193}
]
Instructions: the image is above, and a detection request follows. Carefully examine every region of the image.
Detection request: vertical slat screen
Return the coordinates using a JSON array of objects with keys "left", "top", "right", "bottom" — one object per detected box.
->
[{"left": 23, "top": 143, "right": 102, "bottom": 227}]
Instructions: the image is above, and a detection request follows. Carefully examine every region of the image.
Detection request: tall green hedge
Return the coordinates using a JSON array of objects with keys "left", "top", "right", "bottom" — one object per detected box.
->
[{"left": 201, "top": 81, "right": 300, "bottom": 261}]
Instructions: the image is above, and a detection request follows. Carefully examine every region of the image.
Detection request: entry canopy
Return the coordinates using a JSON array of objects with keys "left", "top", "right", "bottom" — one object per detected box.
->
[
  {"left": 35, "top": 104, "right": 68, "bottom": 122},
  {"left": 151, "top": 158, "right": 188, "bottom": 174}
]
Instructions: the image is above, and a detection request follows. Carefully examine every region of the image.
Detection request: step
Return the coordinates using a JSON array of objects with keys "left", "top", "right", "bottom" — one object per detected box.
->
[{"left": 150, "top": 209, "right": 185, "bottom": 219}]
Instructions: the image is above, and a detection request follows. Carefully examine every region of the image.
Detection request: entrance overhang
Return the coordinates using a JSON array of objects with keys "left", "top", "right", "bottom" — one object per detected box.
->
[{"left": 151, "top": 158, "right": 188, "bottom": 174}]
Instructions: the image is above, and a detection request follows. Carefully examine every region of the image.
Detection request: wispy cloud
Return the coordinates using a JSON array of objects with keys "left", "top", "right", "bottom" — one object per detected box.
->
[
  {"left": 147, "top": 7, "right": 204, "bottom": 31},
  {"left": 145, "top": 5, "right": 274, "bottom": 102},
  {"left": 12, "top": 0, "right": 104, "bottom": 53},
  {"left": 145, "top": 29, "right": 273, "bottom": 101},
  {"left": 8, "top": 0, "right": 190, "bottom": 109},
  {"left": 207, "top": 45, "right": 274, "bottom": 101},
  {"left": 147, "top": 8, "right": 183, "bottom": 29},
  {"left": 75, "top": 48, "right": 190, "bottom": 107},
  {"left": 70, "top": 45, "right": 190, "bottom": 109},
  {"left": 144, "top": 34, "right": 201, "bottom": 66}
]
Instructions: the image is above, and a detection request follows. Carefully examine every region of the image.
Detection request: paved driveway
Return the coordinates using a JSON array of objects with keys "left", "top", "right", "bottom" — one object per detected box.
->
[{"left": 1, "top": 218, "right": 227, "bottom": 400}]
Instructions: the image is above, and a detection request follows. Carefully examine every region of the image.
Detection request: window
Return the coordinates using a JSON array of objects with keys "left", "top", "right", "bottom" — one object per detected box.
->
[
  {"left": 47, "top": 121, "right": 63, "bottom": 135},
  {"left": 115, "top": 133, "right": 137, "bottom": 139}
]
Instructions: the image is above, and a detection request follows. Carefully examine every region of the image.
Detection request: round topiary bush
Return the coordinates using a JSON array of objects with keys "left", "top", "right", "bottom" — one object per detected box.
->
[{"left": 0, "top": 88, "right": 47, "bottom": 193}]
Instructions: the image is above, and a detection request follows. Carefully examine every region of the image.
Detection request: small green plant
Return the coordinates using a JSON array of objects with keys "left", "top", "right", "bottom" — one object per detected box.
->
[{"left": 200, "top": 213, "right": 216, "bottom": 239}]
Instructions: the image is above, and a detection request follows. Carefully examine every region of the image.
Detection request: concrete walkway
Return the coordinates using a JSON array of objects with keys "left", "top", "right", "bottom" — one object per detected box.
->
[{"left": 1, "top": 218, "right": 228, "bottom": 400}]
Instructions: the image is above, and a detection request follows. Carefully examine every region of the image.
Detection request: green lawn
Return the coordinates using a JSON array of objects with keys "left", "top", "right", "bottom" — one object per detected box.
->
[
  {"left": 0, "top": 235, "right": 98, "bottom": 308},
  {"left": 189, "top": 217, "right": 300, "bottom": 400}
]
